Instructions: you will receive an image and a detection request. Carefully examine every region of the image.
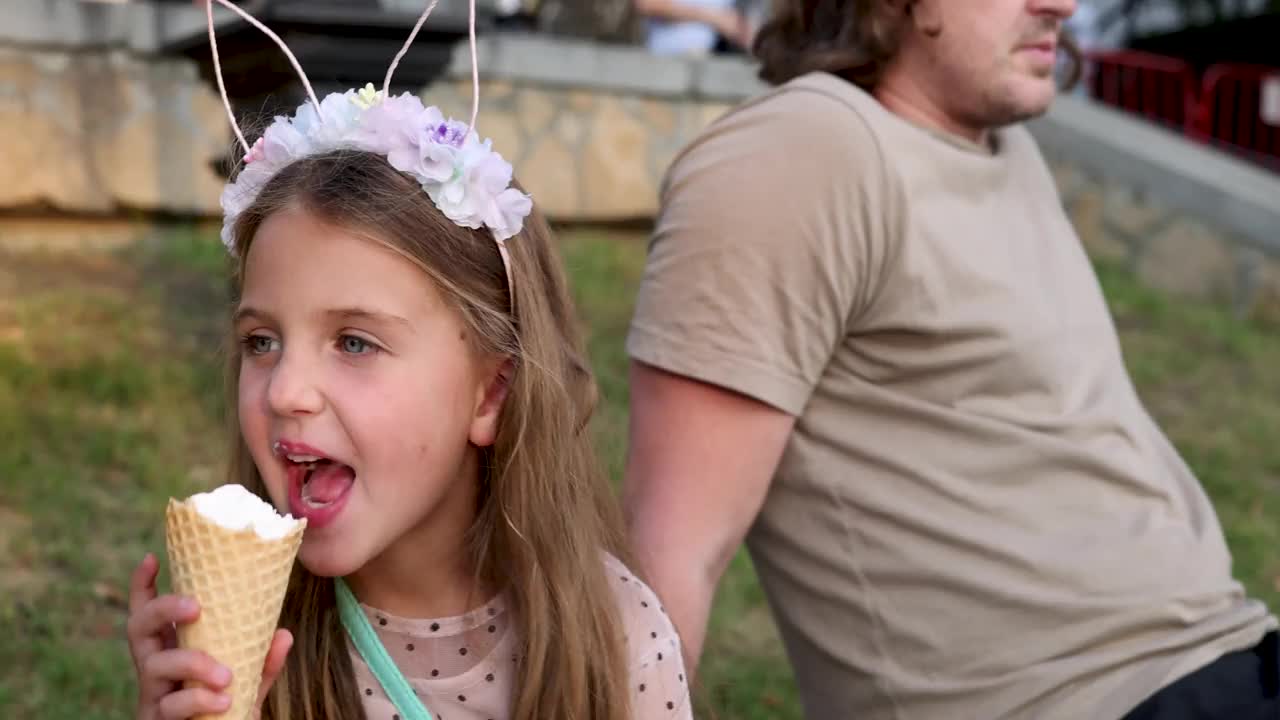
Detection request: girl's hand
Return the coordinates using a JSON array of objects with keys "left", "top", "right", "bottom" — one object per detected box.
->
[{"left": 127, "top": 553, "right": 292, "bottom": 720}]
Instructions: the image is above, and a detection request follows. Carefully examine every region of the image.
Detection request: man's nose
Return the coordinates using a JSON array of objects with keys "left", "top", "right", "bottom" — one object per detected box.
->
[{"left": 1031, "top": 0, "right": 1078, "bottom": 21}]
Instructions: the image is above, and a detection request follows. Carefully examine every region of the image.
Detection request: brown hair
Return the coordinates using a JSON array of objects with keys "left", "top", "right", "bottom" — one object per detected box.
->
[
  {"left": 753, "top": 0, "right": 1081, "bottom": 90},
  {"left": 222, "top": 149, "right": 632, "bottom": 720}
]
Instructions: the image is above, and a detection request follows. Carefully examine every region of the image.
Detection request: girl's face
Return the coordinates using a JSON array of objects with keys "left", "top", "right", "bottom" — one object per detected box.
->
[{"left": 235, "top": 205, "right": 506, "bottom": 579}]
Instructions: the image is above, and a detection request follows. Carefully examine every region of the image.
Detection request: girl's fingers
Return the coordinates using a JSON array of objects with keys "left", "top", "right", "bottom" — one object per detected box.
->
[
  {"left": 142, "top": 648, "right": 233, "bottom": 690},
  {"left": 255, "top": 629, "right": 293, "bottom": 709},
  {"left": 128, "top": 554, "right": 160, "bottom": 616},
  {"left": 127, "top": 555, "right": 179, "bottom": 665},
  {"left": 157, "top": 686, "right": 232, "bottom": 720},
  {"left": 128, "top": 594, "right": 200, "bottom": 656}
]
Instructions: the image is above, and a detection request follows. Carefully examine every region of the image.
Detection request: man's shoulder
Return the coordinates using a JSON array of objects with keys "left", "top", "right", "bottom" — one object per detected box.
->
[
  {"left": 700, "top": 71, "right": 886, "bottom": 142},
  {"left": 663, "top": 72, "right": 890, "bottom": 192},
  {"left": 749, "top": 71, "right": 883, "bottom": 114}
]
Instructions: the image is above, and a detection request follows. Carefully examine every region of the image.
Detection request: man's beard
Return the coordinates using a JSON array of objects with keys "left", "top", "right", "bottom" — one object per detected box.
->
[{"left": 957, "top": 79, "right": 1058, "bottom": 133}]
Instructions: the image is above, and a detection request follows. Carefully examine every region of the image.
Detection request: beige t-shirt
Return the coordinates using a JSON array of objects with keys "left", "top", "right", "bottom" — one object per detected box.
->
[
  {"left": 351, "top": 554, "right": 691, "bottom": 719},
  {"left": 626, "top": 72, "right": 1275, "bottom": 720}
]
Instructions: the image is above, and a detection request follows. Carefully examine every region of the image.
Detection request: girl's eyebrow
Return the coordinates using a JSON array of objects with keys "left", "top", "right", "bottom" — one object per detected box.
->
[
  {"left": 233, "top": 306, "right": 275, "bottom": 326},
  {"left": 322, "top": 307, "right": 413, "bottom": 329},
  {"left": 233, "top": 305, "right": 413, "bottom": 329}
]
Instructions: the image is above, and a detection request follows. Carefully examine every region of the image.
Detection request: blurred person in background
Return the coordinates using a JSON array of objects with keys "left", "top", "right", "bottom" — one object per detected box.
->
[{"left": 633, "top": 0, "right": 755, "bottom": 55}]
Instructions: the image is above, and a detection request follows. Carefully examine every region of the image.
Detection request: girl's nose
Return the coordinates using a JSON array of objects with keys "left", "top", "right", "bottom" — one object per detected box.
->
[{"left": 266, "top": 349, "right": 325, "bottom": 417}]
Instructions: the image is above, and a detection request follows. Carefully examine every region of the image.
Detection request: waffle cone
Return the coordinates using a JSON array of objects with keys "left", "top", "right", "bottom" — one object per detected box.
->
[{"left": 165, "top": 497, "right": 305, "bottom": 720}]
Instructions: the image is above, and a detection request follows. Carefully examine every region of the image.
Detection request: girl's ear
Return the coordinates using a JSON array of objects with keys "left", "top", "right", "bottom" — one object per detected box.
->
[{"left": 470, "top": 357, "right": 514, "bottom": 448}]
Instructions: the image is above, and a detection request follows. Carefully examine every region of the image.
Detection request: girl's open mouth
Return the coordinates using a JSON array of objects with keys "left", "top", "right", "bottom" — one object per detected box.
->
[
  {"left": 296, "top": 459, "right": 355, "bottom": 506},
  {"left": 273, "top": 440, "right": 356, "bottom": 527}
]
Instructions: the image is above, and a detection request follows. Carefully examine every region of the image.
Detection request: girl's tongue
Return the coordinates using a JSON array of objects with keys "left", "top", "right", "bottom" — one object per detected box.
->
[{"left": 303, "top": 462, "right": 355, "bottom": 505}]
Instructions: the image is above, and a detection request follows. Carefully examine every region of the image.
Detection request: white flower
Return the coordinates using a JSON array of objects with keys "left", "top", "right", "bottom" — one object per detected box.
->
[
  {"left": 490, "top": 187, "right": 534, "bottom": 241},
  {"left": 427, "top": 142, "right": 531, "bottom": 239},
  {"left": 258, "top": 119, "right": 311, "bottom": 167},
  {"left": 221, "top": 163, "right": 271, "bottom": 217},
  {"left": 310, "top": 91, "right": 365, "bottom": 147}
]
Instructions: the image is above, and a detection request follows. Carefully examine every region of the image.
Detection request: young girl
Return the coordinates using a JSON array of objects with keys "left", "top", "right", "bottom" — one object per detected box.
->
[{"left": 125, "top": 2, "right": 691, "bottom": 718}]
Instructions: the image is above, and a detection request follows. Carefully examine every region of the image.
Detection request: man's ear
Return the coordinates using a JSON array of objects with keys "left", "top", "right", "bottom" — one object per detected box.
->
[
  {"left": 906, "top": 0, "right": 943, "bottom": 37},
  {"left": 470, "top": 357, "right": 515, "bottom": 448}
]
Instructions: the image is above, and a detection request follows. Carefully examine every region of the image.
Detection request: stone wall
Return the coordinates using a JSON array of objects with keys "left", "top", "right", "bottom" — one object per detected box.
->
[{"left": 0, "top": 47, "right": 227, "bottom": 215}]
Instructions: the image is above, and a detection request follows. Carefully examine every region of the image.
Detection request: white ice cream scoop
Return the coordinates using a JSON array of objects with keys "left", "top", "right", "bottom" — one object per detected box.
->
[{"left": 187, "top": 483, "right": 301, "bottom": 540}]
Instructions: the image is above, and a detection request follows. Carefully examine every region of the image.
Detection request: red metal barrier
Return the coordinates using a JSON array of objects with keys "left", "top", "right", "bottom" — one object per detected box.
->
[
  {"left": 1084, "top": 50, "right": 1198, "bottom": 132},
  {"left": 1188, "top": 63, "right": 1280, "bottom": 171},
  {"left": 1083, "top": 51, "right": 1280, "bottom": 173}
]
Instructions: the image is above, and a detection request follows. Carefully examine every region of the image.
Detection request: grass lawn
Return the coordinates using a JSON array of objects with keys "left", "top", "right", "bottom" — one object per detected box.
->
[{"left": 1, "top": 225, "right": 1278, "bottom": 719}]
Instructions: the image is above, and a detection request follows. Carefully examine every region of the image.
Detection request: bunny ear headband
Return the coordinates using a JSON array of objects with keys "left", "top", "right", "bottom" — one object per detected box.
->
[{"left": 206, "top": 0, "right": 530, "bottom": 293}]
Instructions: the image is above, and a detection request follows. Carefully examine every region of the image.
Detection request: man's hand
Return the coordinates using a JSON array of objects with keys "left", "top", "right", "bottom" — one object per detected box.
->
[{"left": 623, "top": 361, "right": 795, "bottom": 677}]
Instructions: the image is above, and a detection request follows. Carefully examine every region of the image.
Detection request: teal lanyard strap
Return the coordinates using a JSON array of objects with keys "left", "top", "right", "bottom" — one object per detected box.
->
[{"left": 335, "top": 578, "right": 434, "bottom": 720}]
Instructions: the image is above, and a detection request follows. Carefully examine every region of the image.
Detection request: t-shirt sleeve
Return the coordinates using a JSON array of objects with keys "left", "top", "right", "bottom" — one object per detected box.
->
[
  {"left": 610, "top": 557, "right": 694, "bottom": 720},
  {"left": 626, "top": 85, "right": 892, "bottom": 415}
]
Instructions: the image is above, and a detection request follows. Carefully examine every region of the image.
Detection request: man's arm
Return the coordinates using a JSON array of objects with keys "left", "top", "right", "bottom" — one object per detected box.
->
[
  {"left": 623, "top": 361, "right": 795, "bottom": 676},
  {"left": 622, "top": 83, "right": 887, "bottom": 675}
]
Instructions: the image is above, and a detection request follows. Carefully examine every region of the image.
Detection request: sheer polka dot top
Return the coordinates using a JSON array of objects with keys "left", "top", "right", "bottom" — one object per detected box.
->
[{"left": 352, "top": 553, "right": 692, "bottom": 719}]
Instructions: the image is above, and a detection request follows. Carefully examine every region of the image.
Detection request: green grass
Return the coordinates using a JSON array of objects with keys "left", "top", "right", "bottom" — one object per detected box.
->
[
  {"left": 2, "top": 226, "right": 1279, "bottom": 720},
  {"left": 0, "top": 226, "right": 231, "bottom": 718}
]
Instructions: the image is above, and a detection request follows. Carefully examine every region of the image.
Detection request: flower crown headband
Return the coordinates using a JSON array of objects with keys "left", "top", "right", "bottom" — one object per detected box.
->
[{"left": 206, "top": 0, "right": 530, "bottom": 293}]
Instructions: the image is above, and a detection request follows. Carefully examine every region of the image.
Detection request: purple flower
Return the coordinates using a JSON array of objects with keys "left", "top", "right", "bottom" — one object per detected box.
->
[{"left": 430, "top": 120, "right": 470, "bottom": 148}]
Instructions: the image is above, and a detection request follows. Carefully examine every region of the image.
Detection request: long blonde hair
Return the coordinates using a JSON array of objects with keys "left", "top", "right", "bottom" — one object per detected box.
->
[{"left": 223, "top": 149, "right": 632, "bottom": 720}]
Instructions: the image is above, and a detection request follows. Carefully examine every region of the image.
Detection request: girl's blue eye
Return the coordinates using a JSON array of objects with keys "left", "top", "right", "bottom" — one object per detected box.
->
[
  {"left": 242, "top": 334, "right": 279, "bottom": 355},
  {"left": 340, "top": 335, "right": 376, "bottom": 355}
]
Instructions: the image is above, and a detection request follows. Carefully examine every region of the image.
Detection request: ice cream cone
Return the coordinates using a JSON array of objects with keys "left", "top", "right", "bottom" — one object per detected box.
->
[{"left": 165, "top": 495, "right": 305, "bottom": 720}]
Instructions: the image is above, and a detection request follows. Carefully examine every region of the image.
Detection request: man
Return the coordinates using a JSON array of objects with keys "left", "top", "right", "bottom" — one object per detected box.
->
[{"left": 622, "top": 1, "right": 1278, "bottom": 718}]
